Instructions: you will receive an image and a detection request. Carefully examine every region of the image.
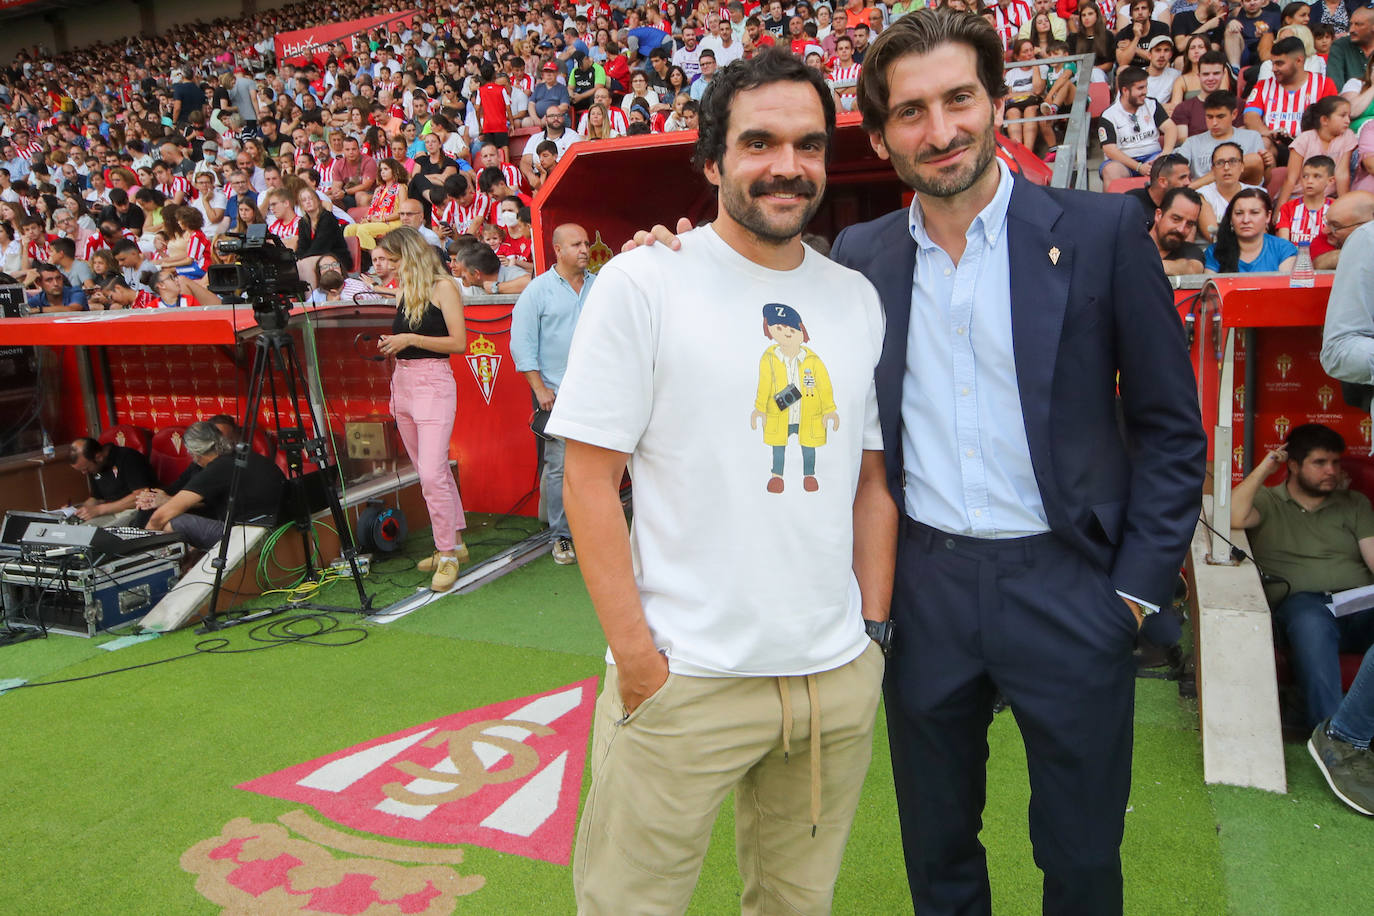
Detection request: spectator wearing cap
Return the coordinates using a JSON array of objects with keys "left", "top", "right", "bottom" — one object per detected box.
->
[
  {"left": 529, "top": 60, "right": 572, "bottom": 120},
  {"left": 1144, "top": 36, "right": 1182, "bottom": 108}
]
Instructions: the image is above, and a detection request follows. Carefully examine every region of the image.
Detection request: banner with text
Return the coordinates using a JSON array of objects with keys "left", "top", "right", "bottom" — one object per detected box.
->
[{"left": 274, "top": 9, "right": 417, "bottom": 67}]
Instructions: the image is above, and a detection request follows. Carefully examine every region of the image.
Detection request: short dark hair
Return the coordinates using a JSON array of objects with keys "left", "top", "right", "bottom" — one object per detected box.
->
[
  {"left": 1303, "top": 154, "right": 1336, "bottom": 176},
  {"left": 1203, "top": 90, "right": 1237, "bottom": 112},
  {"left": 1159, "top": 186, "right": 1202, "bottom": 214},
  {"left": 1286, "top": 423, "right": 1345, "bottom": 465},
  {"left": 1150, "top": 153, "right": 1188, "bottom": 182},
  {"left": 50, "top": 237, "right": 75, "bottom": 259},
  {"left": 692, "top": 48, "right": 836, "bottom": 171},
  {"left": 1271, "top": 36, "right": 1306, "bottom": 58},
  {"left": 1198, "top": 50, "right": 1229, "bottom": 71},
  {"left": 477, "top": 166, "right": 506, "bottom": 193},
  {"left": 1118, "top": 66, "right": 1148, "bottom": 90},
  {"left": 857, "top": 9, "right": 1007, "bottom": 134}
]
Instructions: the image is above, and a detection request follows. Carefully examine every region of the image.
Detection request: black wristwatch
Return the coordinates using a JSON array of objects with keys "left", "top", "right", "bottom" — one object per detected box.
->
[{"left": 864, "top": 619, "right": 894, "bottom": 657}]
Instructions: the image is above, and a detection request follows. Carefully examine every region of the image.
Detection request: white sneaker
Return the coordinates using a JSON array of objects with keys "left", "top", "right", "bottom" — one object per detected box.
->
[{"left": 552, "top": 537, "right": 577, "bottom": 565}]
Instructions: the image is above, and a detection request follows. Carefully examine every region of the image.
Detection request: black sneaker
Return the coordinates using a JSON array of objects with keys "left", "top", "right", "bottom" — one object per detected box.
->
[
  {"left": 1308, "top": 719, "right": 1374, "bottom": 816},
  {"left": 552, "top": 537, "right": 577, "bottom": 565}
]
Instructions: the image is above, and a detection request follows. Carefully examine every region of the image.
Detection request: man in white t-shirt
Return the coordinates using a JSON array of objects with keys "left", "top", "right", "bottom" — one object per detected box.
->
[{"left": 551, "top": 50, "right": 894, "bottom": 915}]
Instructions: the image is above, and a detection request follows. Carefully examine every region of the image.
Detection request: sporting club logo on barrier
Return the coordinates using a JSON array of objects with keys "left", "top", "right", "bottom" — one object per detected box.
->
[
  {"left": 465, "top": 335, "right": 501, "bottom": 405},
  {"left": 182, "top": 679, "right": 597, "bottom": 913},
  {"left": 1275, "top": 353, "right": 1293, "bottom": 380}
]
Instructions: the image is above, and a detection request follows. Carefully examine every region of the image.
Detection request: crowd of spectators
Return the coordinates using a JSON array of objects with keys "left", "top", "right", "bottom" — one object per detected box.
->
[{"left": 1, "top": 0, "right": 1373, "bottom": 313}]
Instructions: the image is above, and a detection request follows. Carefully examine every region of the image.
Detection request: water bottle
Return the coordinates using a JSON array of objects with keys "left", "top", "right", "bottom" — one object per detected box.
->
[
  {"left": 1290, "top": 241, "right": 1315, "bottom": 288},
  {"left": 41, "top": 429, "right": 54, "bottom": 459}
]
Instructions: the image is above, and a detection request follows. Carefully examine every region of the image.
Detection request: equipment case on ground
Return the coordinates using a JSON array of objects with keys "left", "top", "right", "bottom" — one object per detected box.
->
[{"left": 1, "top": 546, "right": 185, "bottom": 637}]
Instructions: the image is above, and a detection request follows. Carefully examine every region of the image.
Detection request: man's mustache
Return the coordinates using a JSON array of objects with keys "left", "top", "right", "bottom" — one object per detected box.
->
[
  {"left": 749, "top": 178, "right": 818, "bottom": 198},
  {"left": 916, "top": 134, "right": 976, "bottom": 163}
]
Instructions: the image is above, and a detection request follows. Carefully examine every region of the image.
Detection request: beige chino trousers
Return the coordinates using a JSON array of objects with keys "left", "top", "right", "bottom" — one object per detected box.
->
[{"left": 573, "top": 641, "right": 885, "bottom": 915}]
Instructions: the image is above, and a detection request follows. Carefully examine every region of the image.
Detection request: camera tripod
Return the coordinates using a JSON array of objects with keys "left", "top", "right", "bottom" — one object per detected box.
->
[{"left": 199, "top": 305, "right": 373, "bottom": 631}]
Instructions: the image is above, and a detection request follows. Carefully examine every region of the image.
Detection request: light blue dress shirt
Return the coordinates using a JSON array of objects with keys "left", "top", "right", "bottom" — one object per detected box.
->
[
  {"left": 901, "top": 159, "right": 1049, "bottom": 539},
  {"left": 510, "top": 266, "right": 595, "bottom": 391}
]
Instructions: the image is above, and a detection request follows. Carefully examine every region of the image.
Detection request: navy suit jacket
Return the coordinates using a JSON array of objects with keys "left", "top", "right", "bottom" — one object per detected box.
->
[{"left": 831, "top": 177, "right": 1206, "bottom": 609}]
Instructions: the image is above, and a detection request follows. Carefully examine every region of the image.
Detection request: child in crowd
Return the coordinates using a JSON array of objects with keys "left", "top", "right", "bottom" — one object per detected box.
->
[{"left": 1276, "top": 155, "right": 1335, "bottom": 244}]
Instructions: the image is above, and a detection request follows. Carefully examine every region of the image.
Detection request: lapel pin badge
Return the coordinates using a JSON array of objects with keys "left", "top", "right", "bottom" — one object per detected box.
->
[{"left": 1048, "top": 246, "right": 1061, "bottom": 266}]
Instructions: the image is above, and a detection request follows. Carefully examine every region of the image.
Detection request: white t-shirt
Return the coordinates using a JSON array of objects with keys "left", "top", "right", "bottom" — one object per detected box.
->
[
  {"left": 1200, "top": 181, "right": 1260, "bottom": 221},
  {"left": 547, "top": 224, "right": 885, "bottom": 677}
]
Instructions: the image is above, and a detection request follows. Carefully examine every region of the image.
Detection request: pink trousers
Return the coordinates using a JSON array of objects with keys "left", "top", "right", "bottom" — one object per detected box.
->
[{"left": 390, "top": 358, "right": 466, "bottom": 550}]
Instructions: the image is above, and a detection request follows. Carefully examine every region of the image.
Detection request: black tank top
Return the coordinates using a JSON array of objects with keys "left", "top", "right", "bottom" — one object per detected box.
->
[{"left": 392, "top": 298, "right": 449, "bottom": 359}]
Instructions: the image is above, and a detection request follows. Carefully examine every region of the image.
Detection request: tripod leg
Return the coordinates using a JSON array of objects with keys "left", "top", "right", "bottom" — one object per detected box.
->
[
  {"left": 276, "top": 334, "right": 373, "bottom": 613},
  {"left": 202, "top": 336, "right": 271, "bottom": 630}
]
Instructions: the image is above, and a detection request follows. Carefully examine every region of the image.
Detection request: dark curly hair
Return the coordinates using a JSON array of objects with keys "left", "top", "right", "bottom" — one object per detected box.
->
[{"left": 691, "top": 49, "right": 836, "bottom": 172}]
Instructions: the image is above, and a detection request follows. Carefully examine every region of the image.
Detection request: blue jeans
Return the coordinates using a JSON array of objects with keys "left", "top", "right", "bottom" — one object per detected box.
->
[
  {"left": 1330, "top": 645, "right": 1374, "bottom": 749},
  {"left": 771, "top": 422, "right": 815, "bottom": 477},
  {"left": 542, "top": 435, "right": 569, "bottom": 541},
  {"left": 1273, "top": 592, "right": 1374, "bottom": 730}
]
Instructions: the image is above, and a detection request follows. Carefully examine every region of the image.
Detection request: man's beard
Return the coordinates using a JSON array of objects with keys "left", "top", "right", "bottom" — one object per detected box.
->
[
  {"left": 885, "top": 121, "right": 998, "bottom": 199},
  {"left": 1294, "top": 469, "right": 1338, "bottom": 499},
  {"left": 718, "top": 173, "right": 824, "bottom": 245},
  {"left": 1158, "top": 230, "right": 1185, "bottom": 252}
]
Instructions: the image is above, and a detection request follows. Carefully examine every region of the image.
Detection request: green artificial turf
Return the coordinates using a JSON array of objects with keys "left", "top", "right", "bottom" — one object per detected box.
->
[
  {"left": 1212, "top": 741, "right": 1374, "bottom": 916},
  {"left": 1, "top": 536, "right": 1369, "bottom": 915}
]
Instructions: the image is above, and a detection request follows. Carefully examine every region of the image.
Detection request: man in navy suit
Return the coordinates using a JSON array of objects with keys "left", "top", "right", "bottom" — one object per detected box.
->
[{"left": 827, "top": 10, "right": 1206, "bottom": 915}]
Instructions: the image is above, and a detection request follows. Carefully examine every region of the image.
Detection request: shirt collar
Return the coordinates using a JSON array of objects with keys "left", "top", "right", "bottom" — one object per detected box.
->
[{"left": 907, "top": 156, "right": 1013, "bottom": 253}]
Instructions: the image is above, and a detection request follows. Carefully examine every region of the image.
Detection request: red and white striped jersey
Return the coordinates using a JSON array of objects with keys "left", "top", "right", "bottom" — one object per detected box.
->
[
  {"left": 318, "top": 157, "right": 344, "bottom": 185},
  {"left": 990, "top": 0, "right": 1033, "bottom": 48},
  {"left": 1245, "top": 72, "right": 1337, "bottom": 135},
  {"left": 267, "top": 216, "right": 300, "bottom": 241},
  {"left": 80, "top": 233, "right": 108, "bottom": 262},
  {"left": 119, "top": 228, "right": 140, "bottom": 244},
  {"left": 511, "top": 73, "right": 534, "bottom": 95},
  {"left": 576, "top": 106, "right": 630, "bottom": 135},
  {"left": 438, "top": 192, "right": 493, "bottom": 234},
  {"left": 187, "top": 230, "right": 211, "bottom": 270},
  {"left": 827, "top": 62, "right": 862, "bottom": 99},
  {"left": 499, "top": 162, "right": 526, "bottom": 194},
  {"left": 157, "top": 175, "right": 194, "bottom": 201},
  {"left": 16, "top": 140, "right": 44, "bottom": 161},
  {"left": 1277, "top": 197, "right": 1331, "bottom": 244},
  {"left": 26, "top": 237, "right": 51, "bottom": 262}
]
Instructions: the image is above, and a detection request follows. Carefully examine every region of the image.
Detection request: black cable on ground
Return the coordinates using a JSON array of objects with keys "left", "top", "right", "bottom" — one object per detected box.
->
[{"left": 1, "top": 611, "right": 367, "bottom": 691}]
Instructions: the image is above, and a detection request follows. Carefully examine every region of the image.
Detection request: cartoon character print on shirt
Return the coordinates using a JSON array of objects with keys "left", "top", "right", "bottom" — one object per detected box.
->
[{"left": 750, "top": 303, "right": 838, "bottom": 494}]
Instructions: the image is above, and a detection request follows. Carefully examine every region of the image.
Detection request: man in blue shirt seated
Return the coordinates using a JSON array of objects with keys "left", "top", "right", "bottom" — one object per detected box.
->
[
  {"left": 529, "top": 61, "right": 572, "bottom": 120},
  {"left": 25, "top": 263, "right": 87, "bottom": 314}
]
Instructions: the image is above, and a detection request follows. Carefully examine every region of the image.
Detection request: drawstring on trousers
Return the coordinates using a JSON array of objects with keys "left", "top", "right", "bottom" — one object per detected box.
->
[{"left": 776, "top": 674, "right": 823, "bottom": 837}]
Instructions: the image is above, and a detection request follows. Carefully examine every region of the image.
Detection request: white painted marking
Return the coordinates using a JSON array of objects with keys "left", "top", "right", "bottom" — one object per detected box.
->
[
  {"left": 480, "top": 751, "right": 567, "bottom": 836},
  {"left": 297, "top": 728, "right": 436, "bottom": 792}
]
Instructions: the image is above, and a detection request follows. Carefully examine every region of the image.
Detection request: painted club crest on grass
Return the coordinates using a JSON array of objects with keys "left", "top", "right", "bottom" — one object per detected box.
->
[{"left": 237, "top": 679, "right": 596, "bottom": 865}]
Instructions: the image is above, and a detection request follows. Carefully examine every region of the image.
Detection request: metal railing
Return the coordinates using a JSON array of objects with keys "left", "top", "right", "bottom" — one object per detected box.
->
[{"left": 1001, "top": 53, "right": 1099, "bottom": 190}]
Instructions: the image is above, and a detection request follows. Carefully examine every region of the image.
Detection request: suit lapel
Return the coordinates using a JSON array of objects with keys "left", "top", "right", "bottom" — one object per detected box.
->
[
  {"left": 871, "top": 216, "right": 917, "bottom": 497},
  {"left": 1006, "top": 178, "right": 1070, "bottom": 515}
]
